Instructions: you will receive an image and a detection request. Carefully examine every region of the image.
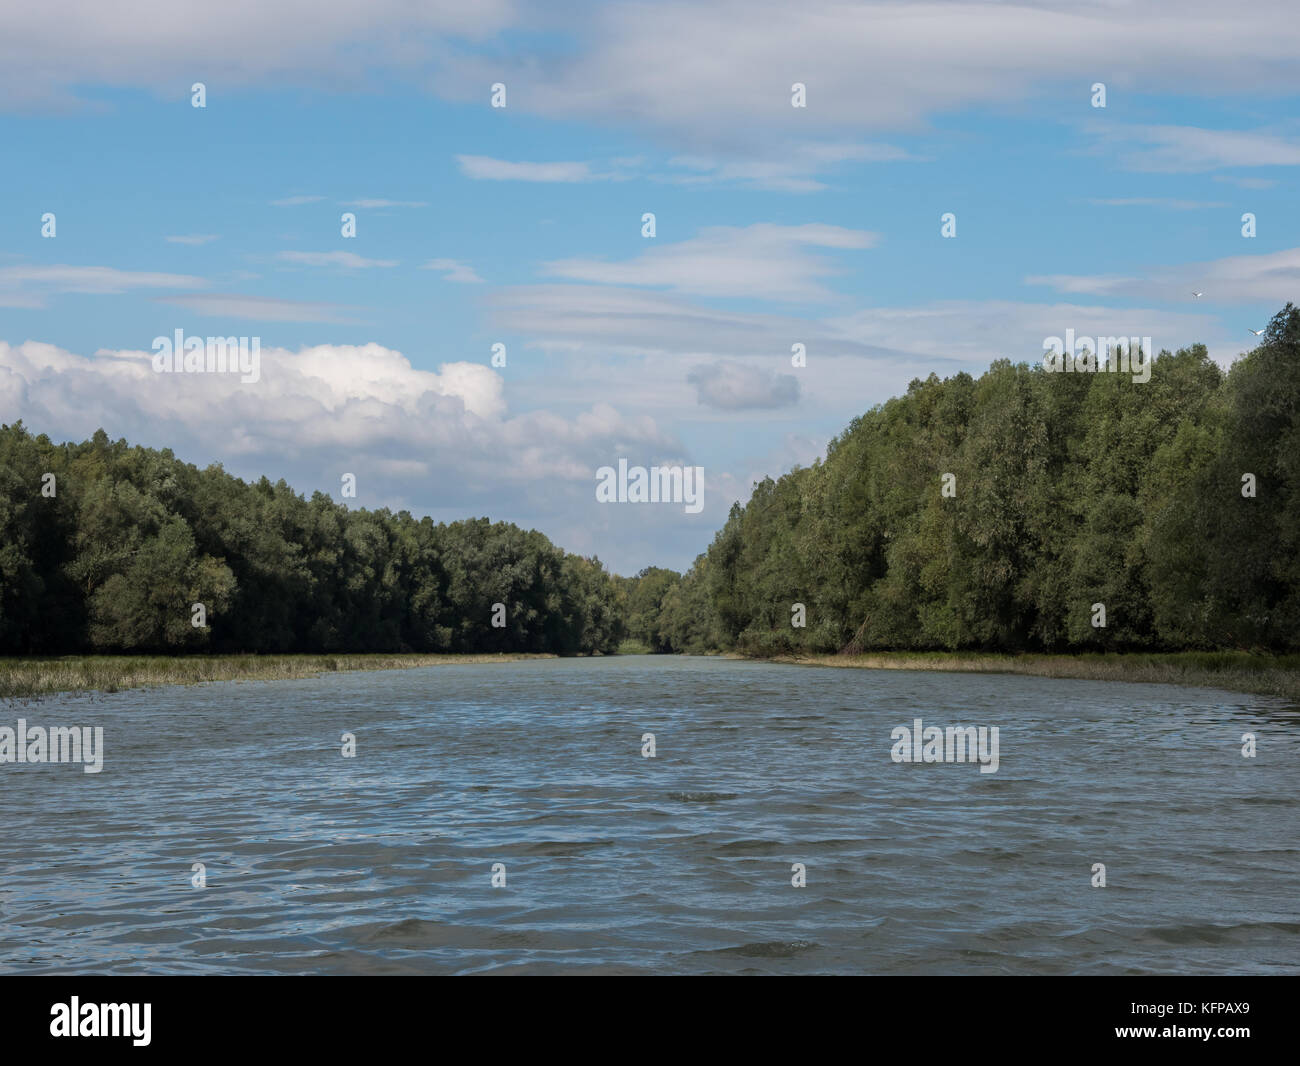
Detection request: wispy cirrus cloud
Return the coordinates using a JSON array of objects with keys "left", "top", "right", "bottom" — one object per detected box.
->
[
  {"left": 662, "top": 142, "right": 917, "bottom": 192},
  {"left": 1025, "top": 246, "right": 1300, "bottom": 305},
  {"left": 1213, "top": 175, "right": 1279, "bottom": 190},
  {"left": 270, "top": 194, "right": 325, "bottom": 206},
  {"left": 340, "top": 198, "right": 428, "bottom": 208},
  {"left": 155, "top": 293, "right": 360, "bottom": 324},
  {"left": 1086, "top": 122, "right": 1300, "bottom": 172},
  {"left": 455, "top": 155, "right": 612, "bottom": 183},
  {"left": 165, "top": 234, "right": 219, "bottom": 245},
  {"left": 277, "top": 250, "right": 398, "bottom": 269},
  {"left": 489, "top": 283, "right": 1233, "bottom": 377},
  {"left": 421, "top": 258, "right": 484, "bottom": 283},
  {"left": 0, "top": 264, "right": 205, "bottom": 308},
  {"left": 452, "top": 147, "right": 911, "bottom": 191},
  {"left": 541, "top": 223, "right": 878, "bottom": 302},
  {"left": 1086, "top": 197, "right": 1228, "bottom": 211}
]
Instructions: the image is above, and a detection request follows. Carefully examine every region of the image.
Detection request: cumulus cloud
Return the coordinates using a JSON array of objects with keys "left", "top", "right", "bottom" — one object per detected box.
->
[
  {"left": 687, "top": 360, "right": 800, "bottom": 410},
  {"left": 0, "top": 337, "right": 703, "bottom": 573}
]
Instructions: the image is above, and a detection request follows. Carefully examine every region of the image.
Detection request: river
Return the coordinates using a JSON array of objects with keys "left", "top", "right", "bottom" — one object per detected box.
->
[{"left": 1, "top": 656, "right": 1296, "bottom": 974}]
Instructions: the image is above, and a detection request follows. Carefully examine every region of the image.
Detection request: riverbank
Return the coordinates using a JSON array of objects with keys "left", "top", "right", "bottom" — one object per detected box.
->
[
  {"left": 8, "top": 648, "right": 1297, "bottom": 705},
  {"left": 0, "top": 652, "right": 555, "bottom": 700},
  {"left": 768, "top": 650, "right": 1300, "bottom": 703}
]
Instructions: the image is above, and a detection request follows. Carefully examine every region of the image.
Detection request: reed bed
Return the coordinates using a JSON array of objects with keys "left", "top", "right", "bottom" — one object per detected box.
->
[
  {"left": 769, "top": 650, "right": 1300, "bottom": 703},
  {"left": 0, "top": 652, "right": 554, "bottom": 700}
]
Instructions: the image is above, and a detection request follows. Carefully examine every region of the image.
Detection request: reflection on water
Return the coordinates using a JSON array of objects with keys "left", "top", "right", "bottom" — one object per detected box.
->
[{"left": 0, "top": 656, "right": 1296, "bottom": 974}]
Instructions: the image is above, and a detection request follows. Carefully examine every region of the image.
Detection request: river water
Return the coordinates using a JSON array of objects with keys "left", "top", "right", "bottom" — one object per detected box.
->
[{"left": 1, "top": 656, "right": 1296, "bottom": 974}]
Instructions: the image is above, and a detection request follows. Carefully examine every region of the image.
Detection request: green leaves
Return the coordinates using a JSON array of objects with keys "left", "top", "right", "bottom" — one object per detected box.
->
[
  {"left": 0, "top": 424, "right": 624, "bottom": 657},
  {"left": 650, "top": 307, "right": 1300, "bottom": 656}
]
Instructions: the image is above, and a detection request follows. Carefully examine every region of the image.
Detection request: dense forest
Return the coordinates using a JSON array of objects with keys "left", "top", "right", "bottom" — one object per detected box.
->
[
  {"left": 0, "top": 427, "right": 625, "bottom": 655},
  {"left": 3, "top": 304, "right": 1297, "bottom": 659},
  {"left": 625, "top": 303, "right": 1300, "bottom": 656}
]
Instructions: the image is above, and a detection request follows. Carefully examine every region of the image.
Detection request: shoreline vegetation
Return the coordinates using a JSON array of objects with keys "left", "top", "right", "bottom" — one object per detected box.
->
[
  {"left": 765, "top": 650, "right": 1300, "bottom": 703},
  {"left": 2, "top": 649, "right": 1298, "bottom": 704},
  {"left": 0, "top": 653, "right": 555, "bottom": 701}
]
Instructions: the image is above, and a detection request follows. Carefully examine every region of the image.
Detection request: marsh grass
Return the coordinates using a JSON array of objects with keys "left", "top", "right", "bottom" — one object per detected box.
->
[
  {"left": 770, "top": 650, "right": 1300, "bottom": 703},
  {"left": 7, "top": 649, "right": 1296, "bottom": 706},
  {"left": 0, "top": 652, "right": 554, "bottom": 701}
]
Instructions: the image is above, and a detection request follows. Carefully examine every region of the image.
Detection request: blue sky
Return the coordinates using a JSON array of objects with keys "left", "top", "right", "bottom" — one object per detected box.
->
[{"left": 1, "top": 1, "right": 1297, "bottom": 573}]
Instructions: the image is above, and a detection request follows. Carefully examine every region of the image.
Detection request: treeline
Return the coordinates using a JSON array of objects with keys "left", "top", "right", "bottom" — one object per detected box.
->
[
  {"left": 625, "top": 304, "right": 1300, "bottom": 656},
  {"left": 0, "top": 427, "right": 624, "bottom": 655},
  {"left": 7, "top": 305, "right": 1298, "bottom": 660}
]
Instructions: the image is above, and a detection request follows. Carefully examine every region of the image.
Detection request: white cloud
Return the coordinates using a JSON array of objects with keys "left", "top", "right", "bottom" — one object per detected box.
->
[
  {"left": 662, "top": 142, "right": 916, "bottom": 192},
  {"left": 1213, "top": 175, "right": 1279, "bottom": 190},
  {"left": 277, "top": 251, "right": 398, "bottom": 269},
  {"left": 0, "top": 1, "right": 515, "bottom": 110},
  {"left": 455, "top": 155, "right": 605, "bottom": 183},
  {"left": 422, "top": 258, "right": 485, "bottom": 283},
  {"left": 0, "top": 336, "right": 693, "bottom": 573},
  {"left": 155, "top": 293, "right": 358, "bottom": 323},
  {"left": 165, "top": 234, "right": 219, "bottom": 245},
  {"left": 491, "top": 283, "right": 1239, "bottom": 380},
  {"left": 687, "top": 360, "right": 800, "bottom": 410},
  {"left": 1025, "top": 247, "right": 1300, "bottom": 306},
  {"left": 6, "top": 2, "right": 1300, "bottom": 180},
  {"left": 0, "top": 264, "right": 205, "bottom": 308},
  {"left": 1086, "top": 198, "right": 1227, "bottom": 211},
  {"left": 541, "top": 223, "right": 878, "bottom": 302},
  {"left": 452, "top": 150, "right": 900, "bottom": 191},
  {"left": 270, "top": 195, "right": 325, "bottom": 206},
  {"left": 340, "top": 199, "right": 428, "bottom": 208},
  {"left": 432, "top": 1, "right": 1300, "bottom": 147},
  {"left": 1085, "top": 123, "right": 1300, "bottom": 172}
]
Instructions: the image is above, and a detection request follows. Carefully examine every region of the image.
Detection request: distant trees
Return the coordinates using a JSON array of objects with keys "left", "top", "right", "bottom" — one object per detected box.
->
[
  {"left": 617, "top": 567, "right": 682, "bottom": 651},
  {"left": 626, "top": 303, "right": 1300, "bottom": 656},
  {"left": 7, "top": 304, "right": 1299, "bottom": 659},
  {"left": 0, "top": 427, "right": 624, "bottom": 656}
]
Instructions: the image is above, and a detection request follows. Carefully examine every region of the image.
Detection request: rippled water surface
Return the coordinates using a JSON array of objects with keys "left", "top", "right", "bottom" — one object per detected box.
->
[{"left": 2, "top": 656, "right": 1297, "bottom": 974}]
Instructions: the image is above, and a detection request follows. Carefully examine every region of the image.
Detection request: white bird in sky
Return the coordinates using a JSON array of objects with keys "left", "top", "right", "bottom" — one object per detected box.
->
[{"left": 1248, "top": 329, "right": 1265, "bottom": 336}]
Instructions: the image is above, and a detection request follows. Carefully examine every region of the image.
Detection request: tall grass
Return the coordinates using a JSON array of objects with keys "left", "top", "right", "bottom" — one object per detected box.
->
[
  {"left": 0, "top": 653, "right": 554, "bottom": 701},
  {"left": 769, "top": 650, "right": 1300, "bottom": 702},
  {"left": 7, "top": 649, "right": 1296, "bottom": 705}
]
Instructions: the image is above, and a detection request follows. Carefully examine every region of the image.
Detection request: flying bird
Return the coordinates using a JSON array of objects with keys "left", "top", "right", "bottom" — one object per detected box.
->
[
  {"left": 1248, "top": 329, "right": 1265, "bottom": 336},
  {"left": 1192, "top": 291, "right": 1203, "bottom": 299}
]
